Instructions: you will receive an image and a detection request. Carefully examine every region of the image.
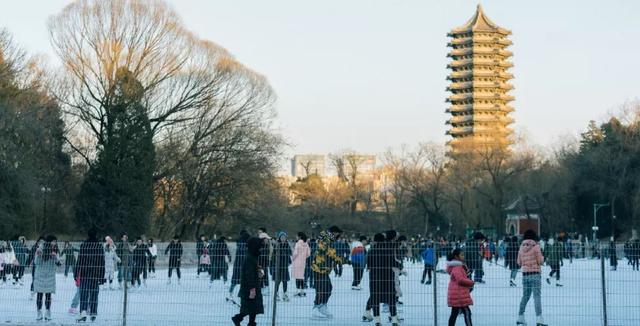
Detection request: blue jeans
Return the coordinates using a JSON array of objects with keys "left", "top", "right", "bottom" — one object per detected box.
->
[
  {"left": 519, "top": 273, "right": 542, "bottom": 316},
  {"left": 71, "top": 287, "right": 80, "bottom": 308}
]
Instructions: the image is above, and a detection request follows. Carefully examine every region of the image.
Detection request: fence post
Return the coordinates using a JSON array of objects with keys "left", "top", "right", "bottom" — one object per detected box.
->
[
  {"left": 122, "top": 248, "right": 129, "bottom": 326},
  {"left": 600, "top": 245, "right": 608, "bottom": 326},
  {"left": 271, "top": 241, "right": 279, "bottom": 326},
  {"left": 433, "top": 243, "right": 438, "bottom": 326}
]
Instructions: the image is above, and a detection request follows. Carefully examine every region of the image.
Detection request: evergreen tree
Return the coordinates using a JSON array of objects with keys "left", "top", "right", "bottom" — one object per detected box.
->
[{"left": 75, "top": 68, "right": 155, "bottom": 236}]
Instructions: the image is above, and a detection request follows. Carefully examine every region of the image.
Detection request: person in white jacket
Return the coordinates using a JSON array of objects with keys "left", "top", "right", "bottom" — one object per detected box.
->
[
  {"left": 1, "top": 241, "right": 18, "bottom": 287},
  {"left": 104, "top": 236, "right": 121, "bottom": 290},
  {"left": 147, "top": 239, "right": 158, "bottom": 278}
]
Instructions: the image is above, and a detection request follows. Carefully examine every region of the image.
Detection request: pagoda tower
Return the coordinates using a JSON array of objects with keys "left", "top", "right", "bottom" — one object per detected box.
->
[{"left": 445, "top": 5, "right": 514, "bottom": 155}]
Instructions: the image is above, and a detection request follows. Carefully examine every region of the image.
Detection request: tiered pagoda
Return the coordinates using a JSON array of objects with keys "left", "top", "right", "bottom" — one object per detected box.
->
[{"left": 445, "top": 5, "right": 515, "bottom": 155}]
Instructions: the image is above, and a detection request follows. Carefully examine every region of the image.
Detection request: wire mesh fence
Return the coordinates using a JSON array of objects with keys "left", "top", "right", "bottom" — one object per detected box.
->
[{"left": 0, "top": 238, "right": 639, "bottom": 325}]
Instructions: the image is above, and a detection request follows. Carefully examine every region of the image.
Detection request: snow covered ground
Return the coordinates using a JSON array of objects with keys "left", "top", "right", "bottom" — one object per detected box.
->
[{"left": 1, "top": 259, "right": 639, "bottom": 325}]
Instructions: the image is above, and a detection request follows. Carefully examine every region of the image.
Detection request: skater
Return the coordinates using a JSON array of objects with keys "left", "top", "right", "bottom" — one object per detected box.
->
[
  {"left": 305, "top": 237, "right": 317, "bottom": 289},
  {"left": 271, "top": 231, "right": 292, "bottom": 301},
  {"left": 292, "top": 232, "right": 311, "bottom": 297},
  {"left": 61, "top": 241, "right": 78, "bottom": 278},
  {"left": 68, "top": 272, "right": 81, "bottom": 315},
  {"left": 362, "top": 233, "right": 401, "bottom": 326},
  {"left": 516, "top": 229, "right": 547, "bottom": 326},
  {"left": 421, "top": 242, "right": 436, "bottom": 285},
  {"left": 630, "top": 239, "right": 640, "bottom": 271},
  {"left": 75, "top": 229, "right": 106, "bottom": 322},
  {"left": 199, "top": 246, "right": 211, "bottom": 280},
  {"left": 27, "top": 236, "right": 45, "bottom": 299},
  {"left": 231, "top": 237, "right": 265, "bottom": 326},
  {"left": 446, "top": 248, "right": 474, "bottom": 326},
  {"left": 608, "top": 240, "right": 618, "bottom": 271},
  {"left": 0, "top": 241, "right": 17, "bottom": 287},
  {"left": 165, "top": 235, "right": 183, "bottom": 284},
  {"left": 257, "top": 229, "right": 271, "bottom": 292},
  {"left": 196, "top": 235, "right": 207, "bottom": 277},
  {"left": 391, "top": 233, "right": 408, "bottom": 307},
  {"left": 147, "top": 238, "right": 157, "bottom": 277},
  {"left": 116, "top": 233, "right": 131, "bottom": 287},
  {"left": 544, "top": 237, "right": 563, "bottom": 286},
  {"left": 332, "top": 238, "right": 349, "bottom": 277},
  {"left": 311, "top": 226, "right": 344, "bottom": 319},
  {"left": 210, "top": 237, "right": 231, "bottom": 284},
  {"left": 104, "top": 236, "right": 121, "bottom": 289},
  {"left": 464, "top": 232, "right": 485, "bottom": 283},
  {"left": 350, "top": 235, "right": 367, "bottom": 290},
  {"left": 130, "top": 238, "right": 150, "bottom": 288},
  {"left": 10, "top": 236, "right": 28, "bottom": 286},
  {"left": 506, "top": 236, "right": 520, "bottom": 287},
  {"left": 33, "top": 235, "right": 61, "bottom": 321},
  {"left": 229, "top": 230, "right": 250, "bottom": 301}
]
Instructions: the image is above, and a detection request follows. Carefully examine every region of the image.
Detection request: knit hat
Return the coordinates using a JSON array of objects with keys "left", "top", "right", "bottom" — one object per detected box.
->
[
  {"left": 277, "top": 231, "right": 287, "bottom": 239},
  {"left": 105, "top": 236, "right": 114, "bottom": 247}
]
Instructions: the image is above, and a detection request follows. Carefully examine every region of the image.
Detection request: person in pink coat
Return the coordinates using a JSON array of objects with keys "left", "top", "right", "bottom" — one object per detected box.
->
[
  {"left": 446, "top": 248, "right": 474, "bottom": 326},
  {"left": 291, "top": 232, "right": 311, "bottom": 297},
  {"left": 517, "top": 229, "right": 547, "bottom": 326}
]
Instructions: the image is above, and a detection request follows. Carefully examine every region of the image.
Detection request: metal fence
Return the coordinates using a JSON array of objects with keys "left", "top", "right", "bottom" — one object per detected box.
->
[{"left": 0, "top": 240, "right": 639, "bottom": 325}]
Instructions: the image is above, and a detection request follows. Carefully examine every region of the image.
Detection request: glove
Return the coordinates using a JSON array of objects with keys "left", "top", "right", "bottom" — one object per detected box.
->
[{"left": 249, "top": 288, "right": 256, "bottom": 299}]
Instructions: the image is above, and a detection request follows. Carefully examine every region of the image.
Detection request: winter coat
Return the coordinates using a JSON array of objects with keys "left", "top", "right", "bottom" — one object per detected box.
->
[
  {"left": 75, "top": 237, "right": 106, "bottom": 283},
  {"left": 367, "top": 242, "right": 401, "bottom": 305},
  {"left": 544, "top": 242, "right": 563, "bottom": 265},
  {"left": 196, "top": 240, "right": 205, "bottom": 257},
  {"left": 209, "top": 240, "right": 230, "bottom": 280},
  {"left": 33, "top": 254, "right": 61, "bottom": 294},
  {"left": 333, "top": 240, "right": 350, "bottom": 261},
  {"left": 231, "top": 240, "right": 248, "bottom": 286},
  {"left": 609, "top": 243, "right": 618, "bottom": 266},
  {"left": 505, "top": 241, "right": 519, "bottom": 270},
  {"left": 463, "top": 240, "right": 482, "bottom": 270},
  {"left": 131, "top": 245, "right": 150, "bottom": 271},
  {"left": 148, "top": 244, "right": 158, "bottom": 257},
  {"left": 62, "top": 246, "right": 78, "bottom": 266},
  {"left": 421, "top": 247, "right": 436, "bottom": 266},
  {"left": 311, "top": 230, "right": 343, "bottom": 274},
  {"left": 239, "top": 253, "right": 264, "bottom": 315},
  {"left": 104, "top": 245, "right": 120, "bottom": 277},
  {"left": 258, "top": 240, "right": 271, "bottom": 275},
  {"left": 10, "top": 240, "right": 28, "bottom": 265},
  {"left": 165, "top": 242, "right": 183, "bottom": 268},
  {"left": 350, "top": 241, "right": 366, "bottom": 267},
  {"left": 116, "top": 241, "right": 131, "bottom": 267},
  {"left": 1, "top": 249, "right": 17, "bottom": 267},
  {"left": 291, "top": 240, "right": 310, "bottom": 280},
  {"left": 517, "top": 239, "right": 544, "bottom": 273},
  {"left": 446, "top": 260, "right": 474, "bottom": 307},
  {"left": 271, "top": 241, "right": 292, "bottom": 281}
]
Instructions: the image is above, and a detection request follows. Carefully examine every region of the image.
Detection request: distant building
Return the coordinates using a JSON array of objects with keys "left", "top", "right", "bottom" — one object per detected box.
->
[
  {"left": 445, "top": 5, "right": 515, "bottom": 155},
  {"left": 504, "top": 196, "right": 541, "bottom": 236},
  {"left": 291, "top": 154, "right": 326, "bottom": 177}
]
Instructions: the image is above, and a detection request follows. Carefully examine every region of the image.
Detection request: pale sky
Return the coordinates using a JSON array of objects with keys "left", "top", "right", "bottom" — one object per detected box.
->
[{"left": 2, "top": 0, "right": 639, "bottom": 164}]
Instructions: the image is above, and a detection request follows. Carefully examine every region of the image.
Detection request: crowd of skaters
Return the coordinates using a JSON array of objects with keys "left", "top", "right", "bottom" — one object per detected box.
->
[{"left": 0, "top": 227, "right": 639, "bottom": 325}]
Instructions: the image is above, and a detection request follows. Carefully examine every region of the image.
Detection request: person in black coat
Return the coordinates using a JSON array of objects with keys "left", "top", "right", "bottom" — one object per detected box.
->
[
  {"left": 209, "top": 237, "right": 231, "bottom": 284},
  {"left": 196, "top": 235, "right": 206, "bottom": 277},
  {"left": 271, "top": 231, "right": 292, "bottom": 301},
  {"left": 130, "top": 238, "right": 151, "bottom": 288},
  {"left": 506, "top": 236, "right": 520, "bottom": 287},
  {"left": 229, "top": 231, "right": 250, "bottom": 300},
  {"left": 165, "top": 235, "right": 183, "bottom": 284},
  {"left": 75, "top": 229, "right": 105, "bottom": 322},
  {"left": 463, "top": 232, "right": 485, "bottom": 283},
  {"left": 232, "top": 237, "right": 264, "bottom": 326},
  {"left": 362, "top": 233, "right": 402, "bottom": 324}
]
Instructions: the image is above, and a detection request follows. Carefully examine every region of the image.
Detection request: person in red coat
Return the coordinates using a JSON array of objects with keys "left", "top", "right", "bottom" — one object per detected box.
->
[{"left": 446, "top": 248, "right": 474, "bottom": 326}]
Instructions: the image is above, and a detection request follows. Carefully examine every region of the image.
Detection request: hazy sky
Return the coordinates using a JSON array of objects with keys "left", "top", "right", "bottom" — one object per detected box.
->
[{"left": 2, "top": 0, "right": 639, "bottom": 162}]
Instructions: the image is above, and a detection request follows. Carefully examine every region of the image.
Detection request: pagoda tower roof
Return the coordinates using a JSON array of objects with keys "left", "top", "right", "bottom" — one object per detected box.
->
[{"left": 449, "top": 4, "right": 511, "bottom": 36}]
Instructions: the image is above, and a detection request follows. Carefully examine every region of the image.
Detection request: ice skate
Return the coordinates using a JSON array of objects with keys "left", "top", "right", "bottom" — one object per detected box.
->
[
  {"left": 44, "top": 309, "right": 51, "bottom": 321},
  {"left": 231, "top": 315, "right": 242, "bottom": 326},
  {"left": 311, "top": 305, "right": 329, "bottom": 320},
  {"left": 225, "top": 292, "right": 233, "bottom": 302},
  {"left": 390, "top": 315, "right": 400, "bottom": 326},
  {"left": 362, "top": 309, "right": 373, "bottom": 322},
  {"left": 282, "top": 293, "right": 289, "bottom": 302},
  {"left": 36, "top": 310, "right": 43, "bottom": 321},
  {"left": 536, "top": 315, "right": 547, "bottom": 326},
  {"left": 76, "top": 311, "right": 87, "bottom": 323},
  {"left": 545, "top": 277, "right": 551, "bottom": 285},
  {"left": 516, "top": 314, "right": 527, "bottom": 325},
  {"left": 555, "top": 280, "right": 563, "bottom": 287},
  {"left": 510, "top": 279, "right": 517, "bottom": 287},
  {"left": 90, "top": 315, "right": 97, "bottom": 322},
  {"left": 374, "top": 316, "right": 381, "bottom": 326},
  {"left": 425, "top": 280, "right": 432, "bottom": 285},
  {"left": 319, "top": 304, "right": 333, "bottom": 318}
]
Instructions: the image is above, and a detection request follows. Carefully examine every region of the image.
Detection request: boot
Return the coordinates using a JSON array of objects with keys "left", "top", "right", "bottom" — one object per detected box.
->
[
  {"left": 374, "top": 315, "right": 381, "bottom": 326},
  {"left": 510, "top": 279, "right": 517, "bottom": 287},
  {"left": 36, "top": 310, "right": 43, "bottom": 321},
  {"left": 536, "top": 315, "right": 548, "bottom": 326},
  {"left": 556, "top": 280, "right": 563, "bottom": 287},
  {"left": 44, "top": 309, "right": 51, "bottom": 321},
  {"left": 516, "top": 314, "right": 526, "bottom": 325},
  {"left": 319, "top": 304, "right": 333, "bottom": 318},
  {"left": 545, "top": 277, "right": 551, "bottom": 285},
  {"left": 362, "top": 309, "right": 373, "bottom": 322},
  {"left": 390, "top": 315, "right": 400, "bottom": 326},
  {"left": 76, "top": 311, "right": 87, "bottom": 322},
  {"left": 231, "top": 315, "right": 242, "bottom": 326},
  {"left": 282, "top": 293, "right": 289, "bottom": 302},
  {"left": 90, "top": 315, "right": 97, "bottom": 322}
]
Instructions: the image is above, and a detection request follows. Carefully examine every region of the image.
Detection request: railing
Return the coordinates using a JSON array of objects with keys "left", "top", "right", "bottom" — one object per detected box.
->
[{"left": 0, "top": 241, "right": 638, "bottom": 325}]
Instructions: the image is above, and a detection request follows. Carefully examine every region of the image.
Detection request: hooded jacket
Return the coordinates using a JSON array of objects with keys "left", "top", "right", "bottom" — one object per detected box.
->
[
  {"left": 446, "top": 260, "right": 474, "bottom": 307},
  {"left": 517, "top": 239, "right": 544, "bottom": 273},
  {"left": 311, "top": 230, "right": 343, "bottom": 274}
]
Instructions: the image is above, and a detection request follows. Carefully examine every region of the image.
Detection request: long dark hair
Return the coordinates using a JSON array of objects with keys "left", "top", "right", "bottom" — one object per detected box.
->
[
  {"left": 447, "top": 248, "right": 463, "bottom": 261},
  {"left": 42, "top": 235, "right": 58, "bottom": 261}
]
